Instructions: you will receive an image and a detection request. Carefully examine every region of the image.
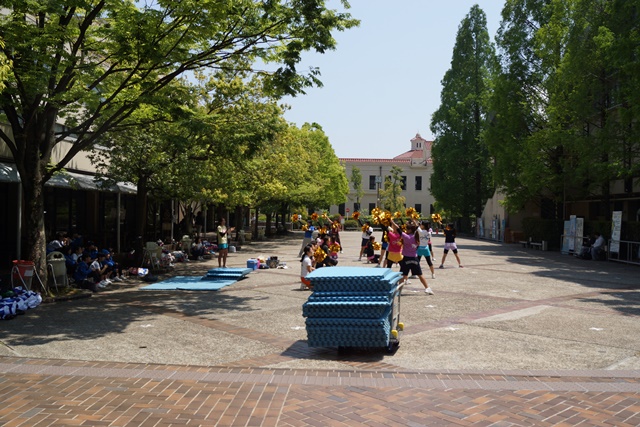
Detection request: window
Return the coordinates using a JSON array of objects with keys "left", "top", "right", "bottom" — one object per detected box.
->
[
  {"left": 401, "top": 176, "right": 407, "bottom": 190},
  {"left": 415, "top": 176, "right": 422, "bottom": 191},
  {"left": 415, "top": 204, "right": 422, "bottom": 214},
  {"left": 369, "top": 203, "right": 376, "bottom": 212},
  {"left": 369, "top": 175, "right": 376, "bottom": 190},
  {"left": 354, "top": 203, "right": 360, "bottom": 212}
]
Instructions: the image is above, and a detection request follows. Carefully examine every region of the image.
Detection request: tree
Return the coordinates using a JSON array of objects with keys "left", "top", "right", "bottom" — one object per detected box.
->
[
  {"left": 0, "top": 38, "right": 10, "bottom": 92},
  {"left": 484, "top": 0, "right": 553, "bottom": 212},
  {"left": 541, "top": 0, "right": 640, "bottom": 219},
  {"left": 378, "top": 166, "right": 405, "bottom": 212},
  {"left": 0, "top": 0, "right": 358, "bottom": 281},
  {"left": 430, "top": 5, "right": 496, "bottom": 232},
  {"left": 349, "top": 166, "right": 364, "bottom": 211}
]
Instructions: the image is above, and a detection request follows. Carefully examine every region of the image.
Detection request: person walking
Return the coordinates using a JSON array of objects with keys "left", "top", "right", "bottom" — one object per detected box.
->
[{"left": 439, "top": 223, "right": 463, "bottom": 269}]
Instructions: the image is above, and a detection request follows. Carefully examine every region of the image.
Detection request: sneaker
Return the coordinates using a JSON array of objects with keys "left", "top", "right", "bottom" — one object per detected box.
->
[
  {"left": 300, "top": 283, "right": 307, "bottom": 290},
  {"left": 374, "top": 264, "right": 381, "bottom": 268},
  {"left": 459, "top": 265, "right": 464, "bottom": 268},
  {"left": 431, "top": 273, "right": 435, "bottom": 279},
  {"left": 104, "top": 279, "right": 112, "bottom": 285},
  {"left": 438, "top": 265, "right": 444, "bottom": 269},
  {"left": 410, "top": 275, "right": 417, "bottom": 279},
  {"left": 425, "top": 287, "right": 434, "bottom": 295},
  {"left": 358, "top": 257, "right": 362, "bottom": 261},
  {"left": 97, "top": 280, "right": 107, "bottom": 288},
  {"left": 113, "top": 276, "right": 122, "bottom": 282}
]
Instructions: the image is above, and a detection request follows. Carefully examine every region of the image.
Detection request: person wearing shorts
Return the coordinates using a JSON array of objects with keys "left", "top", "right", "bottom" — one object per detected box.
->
[
  {"left": 385, "top": 225, "right": 403, "bottom": 268},
  {"left": 391, "top": 219, "right": 433, "bottom": 295},
  {"left": 376, "top": 224, "right": 389, "bottom": 267},
  {"left": 217, "top": 218, "right": 235, "bottom": 268},
  {"left": 439, "top": 223, "right": 463, "bottom": 268},
  {"left": 417, "top": 221, "right": 435, "bottom": 279}
]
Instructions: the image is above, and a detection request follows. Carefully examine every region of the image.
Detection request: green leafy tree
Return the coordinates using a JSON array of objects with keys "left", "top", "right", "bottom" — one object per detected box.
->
[
  {"left": 484, "top": 0, "right": 553, "bottom": 212},
  {"left": 349, "top": 166, "right": 364, "bottom": 211},
  {"left": 0, "top": 38, "right": 10, "bottom": 92},
  {"left": 0, "top": 0, "right": 358, "bottom": 279},
  {"left": 430, "top": 5, "right": 497, "bottom": 232},
  {"left": 379, "top": 166, "right": 405, "bottom": 212},
  {"left": 542, "top": 0, "right": 640, "bottom": 219}
]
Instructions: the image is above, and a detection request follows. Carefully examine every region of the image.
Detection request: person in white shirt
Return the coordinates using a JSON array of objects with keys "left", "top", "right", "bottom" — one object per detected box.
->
[
  {"left": 591, "top": 232, "right": 605, "bottom": 260},
  {"left": 300, "top": 244, "right": 315, "bottom": 290}
]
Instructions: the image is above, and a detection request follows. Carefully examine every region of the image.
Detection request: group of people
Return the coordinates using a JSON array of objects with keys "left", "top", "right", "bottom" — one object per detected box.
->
[
  {"left": 299, "top": 225, "right": 342, "bottom": 290},
  {"left": 46, "top": 234, "right": 128, "bottom": 291},
  {"left": 299, "top": 218, "right": 465, "bottom": 296}
]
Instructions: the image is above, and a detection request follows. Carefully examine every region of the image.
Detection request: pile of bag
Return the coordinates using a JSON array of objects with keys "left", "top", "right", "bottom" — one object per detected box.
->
[{"left": 1, "top": 286, "right": 43, "bottom": 320}]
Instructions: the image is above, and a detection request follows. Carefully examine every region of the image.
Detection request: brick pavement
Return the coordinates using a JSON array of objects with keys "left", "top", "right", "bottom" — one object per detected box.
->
[{"left": 0, "top": 231, "right": 639, "bottom": 426}]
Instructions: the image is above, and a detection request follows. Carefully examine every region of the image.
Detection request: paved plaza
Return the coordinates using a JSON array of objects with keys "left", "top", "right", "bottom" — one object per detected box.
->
[{"left": 0, "top": 231, "right": 639, "bottom": 426}]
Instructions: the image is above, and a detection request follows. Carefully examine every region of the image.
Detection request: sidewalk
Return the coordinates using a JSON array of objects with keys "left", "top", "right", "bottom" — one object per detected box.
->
[{"left": 0, "top": 231, "right": 639, "bottom": 426}]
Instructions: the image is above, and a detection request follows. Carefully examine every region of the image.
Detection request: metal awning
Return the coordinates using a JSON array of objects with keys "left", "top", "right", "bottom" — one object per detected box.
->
[
  {"left": 0, "top": 162, "right": 20, "bottom": 183},
  {"left": 0, "top": 162, "right": 136, "bottom": 194}
]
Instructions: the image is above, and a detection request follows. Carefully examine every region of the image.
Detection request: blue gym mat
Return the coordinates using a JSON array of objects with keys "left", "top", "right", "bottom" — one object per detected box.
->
[{"left": 140, "top": 275, "right": 239, "bottom": 291}]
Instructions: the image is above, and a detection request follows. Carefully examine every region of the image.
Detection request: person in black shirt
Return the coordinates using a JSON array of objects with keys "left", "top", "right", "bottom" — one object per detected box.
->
[{"left": 439, "top": 223, "right": 463, "bottom": 268}]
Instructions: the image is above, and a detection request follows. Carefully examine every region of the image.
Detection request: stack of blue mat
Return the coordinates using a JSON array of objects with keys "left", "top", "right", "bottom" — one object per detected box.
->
[{"left": 303, "top": 267, "right": 402, "bottom": 348}]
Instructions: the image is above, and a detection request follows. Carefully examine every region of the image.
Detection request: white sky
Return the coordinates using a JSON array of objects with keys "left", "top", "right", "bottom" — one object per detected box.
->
[{"left": 282, "top": 1, "right": 505, "bottom": 159}]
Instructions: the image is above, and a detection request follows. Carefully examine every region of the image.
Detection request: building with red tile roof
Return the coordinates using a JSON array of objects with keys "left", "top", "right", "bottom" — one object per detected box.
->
[{"left": 331, "top": 133, "right": 435, "bottom": 218}]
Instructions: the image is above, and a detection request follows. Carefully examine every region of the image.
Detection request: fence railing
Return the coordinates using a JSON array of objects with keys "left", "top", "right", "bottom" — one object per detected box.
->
[
  {"left": 561, "top": 235, "right": 640, "bottom": 266},
  {"left": 607, "top": 239, "right": 640, "bottom": 266}
]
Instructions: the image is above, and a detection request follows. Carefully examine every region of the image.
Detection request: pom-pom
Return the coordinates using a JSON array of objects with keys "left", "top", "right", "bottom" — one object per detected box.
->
[
  {"left": 291, "top": 214, "right": 300, "bottom": 223},
  {"left": 372, "top": 242, "right": 382, "bottom": 251},
  {"left": 311, "top": 212, "right": 319, "bottom": 221},
  {"left": 313, "top": 247, "right": 327, "bottom": 263},
  {"left": 352, "top": 211, "right": 360, "bottom": 220}
]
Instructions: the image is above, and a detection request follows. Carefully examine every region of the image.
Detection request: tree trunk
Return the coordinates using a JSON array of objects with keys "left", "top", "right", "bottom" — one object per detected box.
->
[
  {"left": 135, "top": 176, "right": 149, "bottom": 240},
  {"left": 21, "top": 167, "right": 48, "bottom": 291},
  {"left": 16, "top": 121, "right": 51, "bottom": 291},
  {"left": 265, "top": 212, "right": 272, "bottom": 237}
]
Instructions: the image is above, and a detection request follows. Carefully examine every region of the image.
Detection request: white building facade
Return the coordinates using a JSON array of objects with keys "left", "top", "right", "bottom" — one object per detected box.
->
[{"left": 331, "top": 134, "right": 435, "bottom": 218}]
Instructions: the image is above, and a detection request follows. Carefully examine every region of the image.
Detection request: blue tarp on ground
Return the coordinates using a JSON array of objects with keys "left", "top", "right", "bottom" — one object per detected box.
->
[{"left": 140, "top": 275, "right": 240, "bottom": 291}]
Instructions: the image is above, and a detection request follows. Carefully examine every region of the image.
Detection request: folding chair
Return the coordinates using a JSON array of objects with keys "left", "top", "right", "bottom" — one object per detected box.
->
[{"left": 11, "top": 260, "right": 46, "bottom": 292}]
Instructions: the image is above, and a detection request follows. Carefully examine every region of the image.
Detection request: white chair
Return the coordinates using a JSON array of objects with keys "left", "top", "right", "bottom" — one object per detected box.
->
[
  {"left": 46, "top": 251, "right": 69, "bottom": 292},
  {"left": 181, "top": 236, "right": 192, "bottom": 258},
  {"left": 142, "top": 242, "right": 161, "bottom": 269}
]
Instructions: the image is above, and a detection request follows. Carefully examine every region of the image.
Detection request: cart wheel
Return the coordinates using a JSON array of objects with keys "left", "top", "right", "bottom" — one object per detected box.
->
[
  {"left": 387, "top": 341, "right": 400, "bottom": 353},
  {"left": 397, "top": 322, "right": 404, "bottom": 331},
  {"left": 391, "top": 329, "right": 398, "bottom": 339}
]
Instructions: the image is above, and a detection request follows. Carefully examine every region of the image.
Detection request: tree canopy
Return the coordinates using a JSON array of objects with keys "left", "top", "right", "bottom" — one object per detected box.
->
[
  {"left": 486, "top": 0, "right": 640, "bottom": 218},
  {"left": 430, "top": 5, "right": 496, "bottom": 232},
  {"left": 0, "top": 0, "right": 358, "bottom": 279}
]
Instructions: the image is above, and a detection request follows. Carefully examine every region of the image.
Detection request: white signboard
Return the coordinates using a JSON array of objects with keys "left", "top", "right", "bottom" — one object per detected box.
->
[
  {"left": 568, "top": 215, "right": 577, "bottom": 252},
  {"left": 575, "top": 217, "right": 584, "bottom": 253},
  {"left": 610, "top": 211, "right": 622, "bottom": 253}
]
